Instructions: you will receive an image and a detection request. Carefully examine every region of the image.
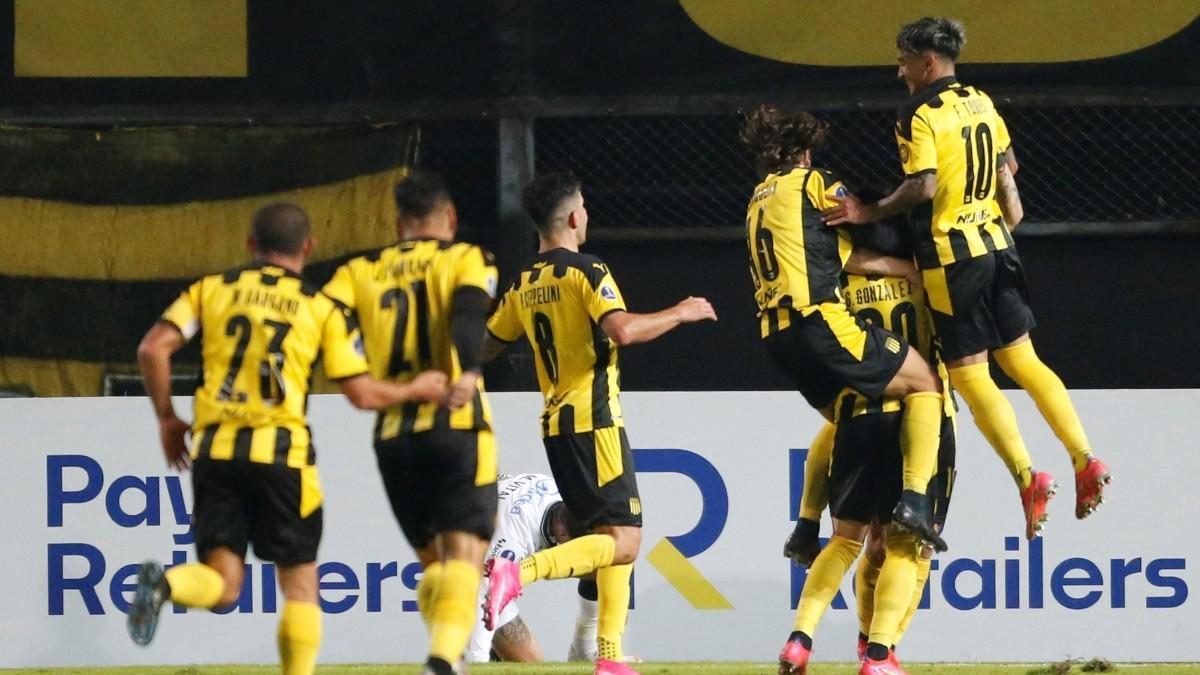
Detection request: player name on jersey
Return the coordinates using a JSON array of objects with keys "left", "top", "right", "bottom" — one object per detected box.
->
[
  {"left": 520, "top": 285, "right": 562, "bottom": 308},
  {"left": 231, "top": 288, "right": 301, "bottom": 316},
  {"left": 851, "top": 278, "right": 915, "bottom": 306}
]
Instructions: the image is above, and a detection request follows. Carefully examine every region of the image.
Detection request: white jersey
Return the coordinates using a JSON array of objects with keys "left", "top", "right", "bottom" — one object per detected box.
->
[{"left": 466, "top": 474, "right": 563, "bottom": 662}]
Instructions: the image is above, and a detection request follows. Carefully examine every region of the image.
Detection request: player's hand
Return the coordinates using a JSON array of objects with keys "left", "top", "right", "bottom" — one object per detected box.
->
[
  {"left": 822, "top": 194, "right": 869, "bottom": 226},
  {"left": 674, "top": 296, "right": 717, "bottom": 323},
  {"left": 442, "top": 370, "right": 480, "bottom": 410},
  {"left": 407, "top": 370, "right": 449, "bottom": 403},
  {"left": 158, "top": 414, "right": 191, "bottom": 472}
]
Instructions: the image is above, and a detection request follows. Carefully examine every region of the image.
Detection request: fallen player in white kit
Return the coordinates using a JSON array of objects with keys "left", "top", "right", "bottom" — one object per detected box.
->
[{"left": 465, "top": 473, "right": 599, "bottom": 663}]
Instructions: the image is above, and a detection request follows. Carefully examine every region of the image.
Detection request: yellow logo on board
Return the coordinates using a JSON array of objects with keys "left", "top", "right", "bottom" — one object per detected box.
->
[{"left": 679, "top": 0, "right": 1199, "bottom": 65}]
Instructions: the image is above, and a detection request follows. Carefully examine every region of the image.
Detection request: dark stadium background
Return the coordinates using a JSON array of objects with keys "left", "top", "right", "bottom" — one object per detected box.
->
[{"left": 2, "top": 1, "right": 1197, "bottom": 394}]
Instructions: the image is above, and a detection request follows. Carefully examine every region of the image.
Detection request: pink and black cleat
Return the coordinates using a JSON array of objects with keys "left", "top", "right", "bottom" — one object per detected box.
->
[
  {"left": 859, "top": 650, "right": 908, "bottom": 675},
  {"left": 482, "top": 557, "right": 522, "bottom": 631},
  {"left": 1019, "top": 470, "right": 1058, "bottom": 540},
  {"left": 778, "top": 636, "right": 811, "bottom": 675},
  {"left": 1074, "top": 456, "right": 1112, "bottom": 519}
]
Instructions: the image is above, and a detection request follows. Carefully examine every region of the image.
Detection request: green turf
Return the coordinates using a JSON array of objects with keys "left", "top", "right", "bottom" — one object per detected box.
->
[{"left": 6, "top": 664, "right": 1200, "bottom": 675}]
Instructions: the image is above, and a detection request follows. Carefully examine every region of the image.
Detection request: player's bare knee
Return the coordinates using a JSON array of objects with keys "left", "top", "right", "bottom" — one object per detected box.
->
[
  {"left": 216, "top": 570, "right": 244, "bottom": 607},
  {"left": 832, "top": 518, "right": 869, "bottom": 543},
  {"left": 601, "top": 525, "right": 642, "bottom": 564},
  {"left": 276, "top": 562, "right": 319, "bottom": 603}
]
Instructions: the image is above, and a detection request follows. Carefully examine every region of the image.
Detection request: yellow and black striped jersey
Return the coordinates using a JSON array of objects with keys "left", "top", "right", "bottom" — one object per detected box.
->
[
  {"left": 896, "top": 77, "right": 1015, "bottom": 269},
  {"left": 746, "top": 166, "right": 854, "bottom": 337},
  {"left": 323, "top": 238, "right": 498, "bottom": 441},
  {"left": 487, "top": 248, "right": 625, "bottom": 437},
  {"left": 832, "top": 272, "right": 955, "bottom": 422},
  {"left": 161, "top": 263, "right": 369, "bottom": 468}
]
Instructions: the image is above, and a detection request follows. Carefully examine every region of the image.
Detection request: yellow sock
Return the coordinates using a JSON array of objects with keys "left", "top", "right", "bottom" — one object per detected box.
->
[
  {"left": 277, "top": 600, "right": 321, "bottom": 675},
  {"left": 950, "top": 363, "right": 1034, "bottom": 490},
  {"left": 994, "top": 341, "right": 1092, "bottom": 472},
  {"left": 868, "top": 532, "right": 919, "bottom": 648},
  {"left": 520, "top": 534, "right": 615, "bottom": 586},
  {"left": 900, "top": 392, "right": 943, "bottom": 493},
  {"left": 596, "top": 563, "right": 633, "bottom": 661},
  {"left": 894, "top": 554, "right": 932, "bottom": 644},
  {"left": 855, "top": 553, "right": 881, "bottom": 636},
  {"left": 799, "top": 422, "right": 835, "bottom": 521},
  {"left": 428, "top": 559, "right": 481, "bottom": 664},
  {"left": 792, "top": 535, "right": 863, "bottom": 635},
  {"left": 164, "top": 563, "right": 225, "bottom": 609},
  {"left": 417, "top": 562, "right": 444, "bottom": 626}
]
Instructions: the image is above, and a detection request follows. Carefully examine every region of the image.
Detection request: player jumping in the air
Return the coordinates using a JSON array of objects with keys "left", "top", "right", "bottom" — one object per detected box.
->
[
  {"left": 740, "top": 106, "right": 948, "bottom": 551},
  {"left": 823, "top": 17, "right": 1110, "bottom": 539},
  {"left": 781, "top": 220, "right": 956, "bottom": 675}
]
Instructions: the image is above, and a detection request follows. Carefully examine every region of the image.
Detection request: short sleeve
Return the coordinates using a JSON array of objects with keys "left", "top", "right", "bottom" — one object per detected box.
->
[
  {"left": 320, "top": 302, "right": 370, "bottom": 380},
  {"left": 322, "top": 262, "right": 357, "bottom": 310},
  {"left": 899, "top": 113, "right": 938, "bottom": 176},
  {"left": 994, "top": 112, "right": 1012, "bottom": 155},
  {"left": 582, "top": 265, "right": 626, "bottom": 323},
  {"left": 161, "top": 280, "right": 203, "bottom": 340},
  {"left": 808, "top": 171, "right": 849, "bottom": 211},
  {"left": 454, "top": 246, "right": 499, "bottom": 298},
  {"left": 486, "top": 289, "right": 524, "bottom": 343}
]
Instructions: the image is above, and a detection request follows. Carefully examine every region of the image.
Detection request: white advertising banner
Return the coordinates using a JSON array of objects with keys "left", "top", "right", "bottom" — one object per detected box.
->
[{"left": 0, "top": 390, "right": 1194, "bottom": 666}]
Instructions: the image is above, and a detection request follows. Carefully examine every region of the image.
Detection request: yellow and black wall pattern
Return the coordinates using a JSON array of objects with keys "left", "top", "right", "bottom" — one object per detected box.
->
[{"left": 0, "top": 124, "right": 418, "bottom": 396}]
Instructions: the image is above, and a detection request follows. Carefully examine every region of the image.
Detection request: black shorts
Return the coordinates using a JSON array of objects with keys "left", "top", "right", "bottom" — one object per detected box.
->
[
  {"left": 923, "top": 248, "right": 1037, "bottom": 361},
  {"left": 375, "top": 429, "right": 498, "bottom": 550},
  {"left": 828, "top": 412, "right": 956, "bottom": 527},
  {"left": 544, "top": 426, "right": 642, "bottom": 529},
  {"left": 764, "top": 304, "right": 909, "bottom": 410},
  {"left": 191, "top": 458, "right": 322, "bottom": 565}
]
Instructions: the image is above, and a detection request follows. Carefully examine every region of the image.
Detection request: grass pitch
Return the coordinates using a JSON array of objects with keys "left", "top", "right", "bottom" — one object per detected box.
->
[{"left": 6, "top": 664, "right": 1200, "bottom": 675}]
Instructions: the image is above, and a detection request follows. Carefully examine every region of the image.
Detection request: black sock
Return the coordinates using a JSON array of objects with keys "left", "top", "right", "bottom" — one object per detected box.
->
[
  {"left": 858, "top": 632, "right": 868, "bottom": 643},
  {"left": 788, "top": 631, "right": 813, "bottom": 649},
  {"left": 425, "top": 657, "right": 454, "bottom": 675},
  {"left": 866, "top": 642, "right": 889, "bottom": 661}
]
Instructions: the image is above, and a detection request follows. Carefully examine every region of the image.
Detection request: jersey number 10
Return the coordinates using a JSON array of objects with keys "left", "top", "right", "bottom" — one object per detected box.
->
[{"left": 960, "top": 123, "right": 995, "bottom": 205}]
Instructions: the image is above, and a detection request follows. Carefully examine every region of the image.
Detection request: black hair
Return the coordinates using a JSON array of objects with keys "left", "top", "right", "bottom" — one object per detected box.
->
[
  {"left": 896, "top": 17, "right": 967, "bottom": 61},
  {"left": 543, "top": 501, "right": 590, "bottom": 544},
  {"left": 848, "top": 186, "right": 914, "bottom": 259},
  {"left": 522, "top": 171, "right": 582, "bottom": 233},
  {"left": 739, "top": 106, "right": 831, "bottom": 175},
  {"left": 251, "top": 202, "right": 311, "bottom": 255},
  {"left": 393, "top": 169, "right": 452, "bottom": 218}
]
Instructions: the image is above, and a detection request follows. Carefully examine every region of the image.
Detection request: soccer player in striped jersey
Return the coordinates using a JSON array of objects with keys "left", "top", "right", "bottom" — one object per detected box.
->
[
  {"left": 781, "top": 218, "right": 956, "bottom": 675},
  {"left": 482, "top": 171, "right": 716, "bottom": 675},
  {"left": 740, "top": 106, "right": 947, "bottom": 553},
  {"left": 323, "top": 171, "right": 500, "bottom": 675},
  {"left": 823, "top": 17, "right": 1109, "bottom": 539},
  {"left": 128, "top": 202, "right": 447, "bottom": 675}
]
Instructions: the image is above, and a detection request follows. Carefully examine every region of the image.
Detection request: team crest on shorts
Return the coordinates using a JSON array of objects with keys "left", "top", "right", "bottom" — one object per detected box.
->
[
  {"left": 885, "top": 337, "right": 902, "bottom": 354},
  {"left": 629, "top": 497, "right": 642, "bottom": 516}
]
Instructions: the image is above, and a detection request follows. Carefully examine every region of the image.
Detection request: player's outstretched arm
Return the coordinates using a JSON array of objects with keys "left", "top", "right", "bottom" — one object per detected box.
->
[
  {"left": 338, "top": 371, "right": 448, "bottom": 410},
  {"left": 137, "top": 322, "right": 191, "bottom": 471},
  {"left": 844, "top": 248, "right": 921, "bottom": 288},
  {"left": 996, "top": 153, "right": 1024, "bottom": 230},
  {"left": 823, "top": 174, "right": 936, "bottom": 226},
  {"left": 600, "top": 296, "right": 717, "bottom": 347}
]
